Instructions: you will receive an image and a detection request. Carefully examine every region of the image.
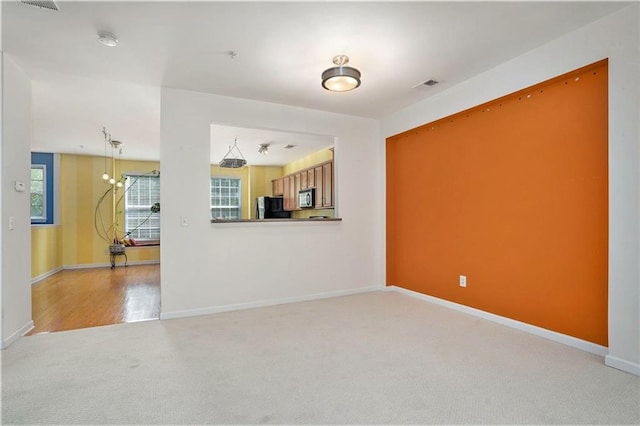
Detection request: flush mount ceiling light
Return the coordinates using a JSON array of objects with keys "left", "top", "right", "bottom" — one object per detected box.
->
[
  {"left": 258, "top": 143, "right": 270, "bottom": 155},
  {"left": 322, "top": 55, "right": 361, "bottom": 92},
  {"left": 97, "top": 31, "right": 118, "bottom": 47}
]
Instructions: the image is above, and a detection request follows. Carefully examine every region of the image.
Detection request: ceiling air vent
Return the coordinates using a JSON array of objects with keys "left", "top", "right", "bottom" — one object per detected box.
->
[{"left": 20, "top": 0, "right": 60, "bottom": 11}]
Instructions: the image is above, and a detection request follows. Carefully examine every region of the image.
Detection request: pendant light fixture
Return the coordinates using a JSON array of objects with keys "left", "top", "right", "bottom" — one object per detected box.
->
[
  {"left": 100, "top": 126, "right": 124, "bottom": 186},
  {"left": 219, "top": 138, "right": 247, "bottom": 168},
  {"left": 102, "top": 127, "right": 110, "bottom": 180},
  {"left": 321, "top": 55, "right": 361, "bottom": 92}
]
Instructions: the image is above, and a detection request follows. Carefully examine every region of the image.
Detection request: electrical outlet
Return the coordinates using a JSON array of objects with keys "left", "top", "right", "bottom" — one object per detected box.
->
[
  {"left": 180, "top": 216, "right": 189, "bottom": 227},
  {"left": 459, "top": 275, "right": 467, "bottom": 287}
]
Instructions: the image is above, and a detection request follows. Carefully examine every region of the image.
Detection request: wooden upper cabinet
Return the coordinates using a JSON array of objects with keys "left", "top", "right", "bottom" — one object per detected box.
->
[
  {"left": 322, "top": 161, "right": 333, "bottom": 207},
  {"left": 314, "top": 165, "right": 323, "bottom": 208},
  {"left": 289, "top": 175, "right": 296, "bottom": 210},
  {"left": 283, "top": 176, "right": 291, "bottom": 210},
  {"left": 272, "top": 178, "right": 284, "bottom": 196},
  {"left": 307, "top": 169, "right": 315, "bottom": 189},
  {"left": 294, "top": 173, "right": 302, "bottom": 209},
  {"left": 278, "top": 159, "right": 333, "bottom": 211}
]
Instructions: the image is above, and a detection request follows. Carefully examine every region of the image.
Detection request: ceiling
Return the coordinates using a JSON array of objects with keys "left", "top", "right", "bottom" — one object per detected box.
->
[
  {"left": 210, "top": 124, "right": 334, "bottom": 167},
  {"left": 2, "top": 1, "right": 629, "bottom": 163}
]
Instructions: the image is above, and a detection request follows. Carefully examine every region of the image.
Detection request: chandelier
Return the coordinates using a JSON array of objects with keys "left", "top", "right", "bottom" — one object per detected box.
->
[
  {"left": 219, "top": 138, "right": 247, "bottom": 168},
  {"left": 101, "top": 127, "right": 124, "bottom": 187}
]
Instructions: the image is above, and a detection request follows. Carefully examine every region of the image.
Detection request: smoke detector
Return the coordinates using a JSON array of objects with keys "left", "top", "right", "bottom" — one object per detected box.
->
[{"left": 98, "top": 32, "right": 118, "bottom": 47}]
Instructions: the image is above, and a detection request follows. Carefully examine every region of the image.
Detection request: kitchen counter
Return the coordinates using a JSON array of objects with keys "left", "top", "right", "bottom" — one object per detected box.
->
[{"left": 211, "top": 218, "right": 342, "bottom": 223}]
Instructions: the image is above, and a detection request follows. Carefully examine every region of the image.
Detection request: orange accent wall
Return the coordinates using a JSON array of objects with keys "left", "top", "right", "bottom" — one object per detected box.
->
[{"left": 386, "top": 60, "right": 608, "bottom": 346}]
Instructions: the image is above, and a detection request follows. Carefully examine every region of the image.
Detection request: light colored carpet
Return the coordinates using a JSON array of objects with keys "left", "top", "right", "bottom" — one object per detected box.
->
[{"left": 2, "top": 291, "right": 639, "bottom": 425}]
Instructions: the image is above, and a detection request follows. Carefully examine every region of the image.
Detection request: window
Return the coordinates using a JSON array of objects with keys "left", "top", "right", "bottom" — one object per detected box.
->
[
  {"left": 211, "top": 177, "right": 241, "bottom": 219},
  {"left": 124, "top": 174, "right": 160, "bottom": 240},
  {"left": 30, "top": 165, "right": 46, "bottom": 222},
  {"left": 31, "top": 152, "right": 55, "bottom": 225}
]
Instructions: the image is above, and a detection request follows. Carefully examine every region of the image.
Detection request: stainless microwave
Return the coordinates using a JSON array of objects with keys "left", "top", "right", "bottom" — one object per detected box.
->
[{"left": 299, "top": 188, "right": 315, "bottom": 208}]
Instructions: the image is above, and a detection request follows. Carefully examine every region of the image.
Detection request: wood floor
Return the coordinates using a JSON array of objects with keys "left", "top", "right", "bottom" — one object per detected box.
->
[{"left": 28, "top": 264, "right": 160, "bottom": 335}]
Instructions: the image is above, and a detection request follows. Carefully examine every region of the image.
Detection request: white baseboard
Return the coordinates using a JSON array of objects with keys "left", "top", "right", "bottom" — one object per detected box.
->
[
  {"left": 160, "top": 286, "right": 379, "bottom": 320},
  {"left": 31, "top": 261, "right": 160, "bottom": 277},
  {"left": 1, "top": 320, "right": 34, "bottom": 349},
  {"left": 386, "top": 286, "right": 609, "bottom": 357},
  {"left": 62, "top": 260, "right": 160, "bottom": 270},
  {"left": 605, "top": 355, "right": 640, "bottom": 376},
  {"left": 31, "top": 266, "right": 63, "bottom": 284}
]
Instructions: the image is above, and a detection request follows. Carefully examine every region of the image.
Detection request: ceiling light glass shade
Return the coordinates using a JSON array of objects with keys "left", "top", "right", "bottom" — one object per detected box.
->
[
  {"left": 322, "top": 66, "right": 361, "bottom": 92},
  {"left": 321, "top": 55, "right": 361, "bottom": 92},
  {"left": 102, "top": 173, "right": 110, "bottom": 180}
]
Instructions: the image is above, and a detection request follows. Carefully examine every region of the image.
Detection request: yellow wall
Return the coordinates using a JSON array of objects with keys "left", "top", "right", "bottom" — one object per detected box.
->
[
  {"left": 55, "top": 154, "right": 161, "bottom": 269},
  {"left": 124, "top": 245, "right": 161, "bottom": 263},
  {"left": 292, "top": 208, "right": 335, "bottom": 219},
  {"left": 283, "top": 147, "right": 333, "bottom": 175},
  {"left": 248, "top": 166, "right": 284, "bottom": 219},
  {"left": 31, "top": 225, "right": 63, "bottom": 279}
]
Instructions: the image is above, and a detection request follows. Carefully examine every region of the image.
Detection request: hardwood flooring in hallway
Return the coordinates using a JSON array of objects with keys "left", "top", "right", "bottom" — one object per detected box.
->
[{"left": 28, "top": 264, "right": 160, "bottom": 335}]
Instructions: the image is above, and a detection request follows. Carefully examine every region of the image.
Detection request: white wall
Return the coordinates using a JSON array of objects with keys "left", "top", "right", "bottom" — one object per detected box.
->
[
  {"left": 160, "top": 88, "right": 383, "bottom": 317},
  {"left": 1, "top": 53, "right": 34, "bottom": 347},
  {"left": 382, "top": 5, "right": 640, "bottom": 375}
]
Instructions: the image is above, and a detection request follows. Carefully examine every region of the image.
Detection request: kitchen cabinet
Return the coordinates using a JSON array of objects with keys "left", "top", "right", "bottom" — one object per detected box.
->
[
  {"left": 280, "top": 159, "right": 334, "bottom": 211},
  {"left": 322, "top": 161, "right": 333, "bottom": 207},
  {"left": 307, "top": 169, "right": 315, "bottom": 189},
  {"left": 294, "top": 173, "right": 301, "bottom": 209},
  {"left": 314, "top": 165, "right": 324, "bottom": 208},
  {"left": 283, "top": 175, "right": 292, "bottom": 210},
  {"left": 272, "top": 178, "right": 284, "bottom": 196},
  {"left": 288, "top": 175, "right": 296, "bottom": 210}
]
